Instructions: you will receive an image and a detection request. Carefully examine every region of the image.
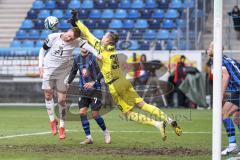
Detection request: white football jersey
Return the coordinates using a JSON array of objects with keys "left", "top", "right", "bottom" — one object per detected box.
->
[{"left": 44, "top": 33, "right": 85, "bottom": 72}]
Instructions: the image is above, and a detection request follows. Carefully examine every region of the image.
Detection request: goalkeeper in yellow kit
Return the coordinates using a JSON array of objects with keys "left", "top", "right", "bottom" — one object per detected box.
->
[{"left": 69, "top": 10, "right": 182, "bottom": 141}]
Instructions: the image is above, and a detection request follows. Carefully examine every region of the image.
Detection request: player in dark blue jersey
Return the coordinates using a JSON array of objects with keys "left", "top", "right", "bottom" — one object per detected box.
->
[
  {"left": 208, "top": 42, "right": 240, "bottom": 155},
  {"left": 67, "top": 47, "right": 111, "bottom": 144}
]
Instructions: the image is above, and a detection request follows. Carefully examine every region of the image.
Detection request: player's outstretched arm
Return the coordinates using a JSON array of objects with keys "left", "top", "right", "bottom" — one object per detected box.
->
[
  {"left": 67, "top": 58, "right": 79, "bottom": 85},
  {"left": 38, "top": 48, "right": 45, "bottom": 78},
  {"left": 69, "top": 10, "right": 99, "bottom": 47},
  {"left": 222, "top": 67, "right": 230, "bottom": 98}
]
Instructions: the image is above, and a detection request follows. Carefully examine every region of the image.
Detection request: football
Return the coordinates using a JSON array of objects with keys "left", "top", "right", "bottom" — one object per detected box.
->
[{"left": 44, "top": 16, "right": 59, "bottom": 30}]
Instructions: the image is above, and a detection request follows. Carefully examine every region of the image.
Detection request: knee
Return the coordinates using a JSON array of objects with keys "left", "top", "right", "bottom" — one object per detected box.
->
[
  {"left": 137, "top": 101, "right": 145, "bottom": 108},
  {"left": 58, "top": 99, "right": 66, "bottom": 106},
  {"left": 80, "top": 109, "right": 87, "bottom": 117},
  {"left": 233, "top": 118, "right": 239, "bottom": 125},
  {"left": 92, "top": 112, "right": 99, "bottom": 119},
  {"left": 45, "top": 93, "right": 53, "bottom": 101}
]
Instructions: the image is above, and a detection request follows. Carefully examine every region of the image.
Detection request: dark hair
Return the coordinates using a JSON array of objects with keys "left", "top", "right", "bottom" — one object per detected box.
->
[
  {"left": 180, "top": 55, "right": 186, "bottom": 60},
  {"left": 141, "top": 54, "right": 147, "bottom": 62},
  {"left": 108, "top": 31, "right": 119, "bottom": 46},
  {"left": 72, "top": 27, "right": 81, "bottom": 38}
]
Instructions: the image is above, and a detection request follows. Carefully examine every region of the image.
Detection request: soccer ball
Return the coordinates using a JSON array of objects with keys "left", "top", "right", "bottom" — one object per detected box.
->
[{"left": 44, "top": 16, "right": 59, "bottom": 30}]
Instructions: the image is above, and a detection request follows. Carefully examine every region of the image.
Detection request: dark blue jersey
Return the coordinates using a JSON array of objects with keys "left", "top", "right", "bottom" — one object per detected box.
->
[
  {"left": 68, "top": 54, "right": 102, "bottom": 90},
  {"left": 222, "top": 55, "right": 240, "bottom": 92}
]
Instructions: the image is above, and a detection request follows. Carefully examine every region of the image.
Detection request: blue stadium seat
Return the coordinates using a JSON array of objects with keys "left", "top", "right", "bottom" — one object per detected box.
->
[
  {"left": 82, "top": 0, "right": 94, "bottom": 9},
  {"left": 152, "top": 9, "right": 164, "bottom": 18},
  {"left": 169, "top": 0, "right": 183, "bottom": 9},
  {"left": 98, "top": 20, "right": 109, "bottom": 29},
  {"left": 162, "top": 19, "right": 175, "bottom": 28},
  {"left": 122, "top": 20, "right": 134, "bottom": 29},
  {"left": 101, "top": 9, "right": 114, "bottom": 19},
  {"left": 176, "top": 19, "right": 186, "bottom": 28},
  {"left": 20, "top": 19, "right": 34, "bottom": 29},
  {"left": 143, "top": 30, "right": 156, "bottom": 39},
  {"left": 40, "top": 30, "right": 52, "bottom": 38},
  {"left": 158, "top": 0, "right": 170, "bottom": 9},
  {"left": 118, "top": 29, "right": 128, "bottom": 38},
  {"left": 59, "top": 20, "right": 71, "bottom": 29},
  {"left": 191, "top": 9, "right": 204, "bottom": 18},
  {"left": 169, "top": 29, "right": 184, "bottom": 39},
  {"left": 22, "top": 40, "right": 34, "bottom": 47},
  {"left": 57, "top": 0, "right": 68, "bottom": 9},
  {"left": 128, "top": 9, "right": 140, "bottom": 19},
  {"left": 146, "top": 0, "right": 157, "bottom": 8},
  {"left": 128, "top": 40, "right": 139, "bottom": 50},
  {"left": 132, "top": 29, "right": 141, "bottom": 39},
  {"left": 84, "top": 19, "right": 96, "bottom": 29},
  {"left": 183, "top": 0, "right": 194, "bottom": 8},
  {"left": 149, "top": 19, "right": 161, "bottom": 29},
  {"left": 165, "top": 9, "right": 179, "bottom": 18},
  {"left": 115, "top": 9, "right": 127, "bottom": 19},
  {"left": 34, "top": 19, "right": 44, "bottom": 29},
  {"left": 36, "top": 41, "right": 44, "bottom": 48},
  {"left": 93, "top": 29, "right": 104, "bottom": 39},
  {"left": 45, "top": 0, "right": 56, "bottom": 9},
  {"left": 157, "top": 30, "right": 170, "bottom": 39},
  {"left": 134, "top": 19, "right": 148, "bottom": 28},
  {"left": 29, "top": 30, "right": 40, "bottom": 39},
  {"left": 166, "top": 40, "right": 174, "bottom": 50},
  {"left": 156, "top": 41, "right": 162, "bottom": 50},
  {"left": 32, "top": 0, "right": 45, "bottom": 9},
  {"left": 108, "top": 0, "right": 118, "bottom": 9},
  {"left": 38, "top": 10, "right": 50, "bottom": 19},
  {"left": 89, "top": 10, "right": 101, "bottom": 19},
  {"left": 95, "top": 0, "right": 106, "bottom": 9},
  {"left": 131, "top": 0, "right": 144, "bottom": 9},
  {"left": 178, "top": 40, "right": 187, "bottom": 50},
  {"left": 141, "top": 10, "right": 152, "bottom": 18},
  {"left": 119, "top": 0, "right": 131, "bottom": 8},
  {"left": 27, "top": 9, "right": 38, "bottom": 19},
  {"left": 78, "top": 10, "right": 89, "bottom": 19},
  {"left": 64, "top": 10, "right": 73, "bottom": 19},
  {"left": 109, "top": 19, "right": 123, "bottom": 29},
  {"left": 52, "top": 10, "right": 63, "bottom": 19},
  {"left": 68, "top": 0, "right": 81, "bottom": 9},
  {"left": 139, "top": 40, "right": 150, "bottom": 50},
  {"left": 11, "top": 40, "right": 21, "bottom": 47}
]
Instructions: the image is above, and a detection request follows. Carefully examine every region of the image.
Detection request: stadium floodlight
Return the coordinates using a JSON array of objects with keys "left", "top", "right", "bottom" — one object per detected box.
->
[{"left": 212, "top": 0, "right": 223, "bottom": 159}]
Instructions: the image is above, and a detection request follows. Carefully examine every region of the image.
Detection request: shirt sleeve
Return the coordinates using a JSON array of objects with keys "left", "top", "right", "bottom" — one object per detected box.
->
[
  {"left": 68, "top": 57, "right": 79, "bottom": 84},
  {"left": 82, "top": 42, "right": 99, "bottom": 57},
  {"left": 75, "top": 20, "right": 100, "bottom": 47}
]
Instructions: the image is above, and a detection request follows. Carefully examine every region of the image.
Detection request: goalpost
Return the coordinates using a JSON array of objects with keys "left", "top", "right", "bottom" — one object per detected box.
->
[{"left": 212, "top": 0, "right": 223, "bottom": 159}]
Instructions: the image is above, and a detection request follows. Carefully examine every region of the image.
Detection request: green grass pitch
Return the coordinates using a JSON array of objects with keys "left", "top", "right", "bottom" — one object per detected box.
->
[{"left": 0, "top": 106, "right": 217, "bottom": 160}]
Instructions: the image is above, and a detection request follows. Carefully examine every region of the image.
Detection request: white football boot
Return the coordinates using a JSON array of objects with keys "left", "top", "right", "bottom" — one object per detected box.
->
[{"left": 221, "top": 143, "right": 238, "bottom": 155}]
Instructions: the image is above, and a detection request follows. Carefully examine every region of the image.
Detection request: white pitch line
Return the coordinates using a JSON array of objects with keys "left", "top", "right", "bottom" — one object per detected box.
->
[{"left": 0, "top": 130, "right": 212, "bottom": 140}]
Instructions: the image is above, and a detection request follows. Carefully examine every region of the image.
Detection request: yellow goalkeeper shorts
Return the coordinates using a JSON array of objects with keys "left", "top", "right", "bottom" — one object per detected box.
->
[{"left": 108, "top": 77, "right": 143, "bottom": 113}]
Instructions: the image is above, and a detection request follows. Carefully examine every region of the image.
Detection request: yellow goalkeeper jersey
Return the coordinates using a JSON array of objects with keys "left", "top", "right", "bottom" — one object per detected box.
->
[{"left": 76, "top": 20, "right": 123, "bottom": 84}]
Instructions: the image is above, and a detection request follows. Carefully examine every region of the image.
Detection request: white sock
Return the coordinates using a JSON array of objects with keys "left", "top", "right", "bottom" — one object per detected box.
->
[
  {"left": 86, "top": 135, "right": 92, "bottom": 140},
  {"left": 155, "top": 121, "right": 161, "bottom": 129},
  {"left": 167, "top": 117, "right": 173, "bottom": 124},
  {"left": 59, "top": 119, "right": 65, "bottom": 128},
  {"left": 45, "top": 99, "right": 55, "bottom": 122},
  {"left": 59, "top": 103, "right": 67, "bottom": 128}
]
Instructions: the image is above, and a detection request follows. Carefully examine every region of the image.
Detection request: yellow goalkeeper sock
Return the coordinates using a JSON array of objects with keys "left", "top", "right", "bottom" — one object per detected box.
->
[
  {"left": 141, "top": 103, "right": 171, "bottom": 123},
  {"left": 127, "top": 111, "right": 158, "bottom": 127}
]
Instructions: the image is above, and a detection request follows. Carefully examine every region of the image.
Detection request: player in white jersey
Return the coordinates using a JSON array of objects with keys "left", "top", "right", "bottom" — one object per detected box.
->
[{"left": 38, "top": 27, "right": 98, "bottom": 139}]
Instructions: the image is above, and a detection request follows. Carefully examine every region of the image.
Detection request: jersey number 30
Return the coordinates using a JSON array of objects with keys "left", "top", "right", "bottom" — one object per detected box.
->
[{"left": 110, "top": 55, "right": 120, "bottom": 69}]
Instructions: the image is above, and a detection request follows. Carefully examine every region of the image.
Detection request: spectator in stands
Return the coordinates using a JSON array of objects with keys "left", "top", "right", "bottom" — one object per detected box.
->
[
  {"left": 173, "top": 55, "right": 187, "bottom": 107},
  {"left": 133, "top": 54, "right": 149, "bottom": 86},
  {"left": 228, "top": 6, "right": 240, "bottom": 40}
]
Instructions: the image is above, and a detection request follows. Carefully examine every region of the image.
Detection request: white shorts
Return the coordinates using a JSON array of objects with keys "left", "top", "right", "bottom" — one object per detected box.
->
[{"left": 42, "top": 68, "right": 70, "bottom": 92}]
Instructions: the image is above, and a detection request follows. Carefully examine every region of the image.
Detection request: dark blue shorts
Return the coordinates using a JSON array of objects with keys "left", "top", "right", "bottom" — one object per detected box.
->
[{"left": 78, "top": 96, "right": 102, "bottom": 111}]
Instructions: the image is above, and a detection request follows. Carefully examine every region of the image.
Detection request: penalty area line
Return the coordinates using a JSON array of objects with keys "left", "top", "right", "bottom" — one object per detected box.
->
[{"left": 0, "top": 130, "right": 212, "bottom": 140}]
